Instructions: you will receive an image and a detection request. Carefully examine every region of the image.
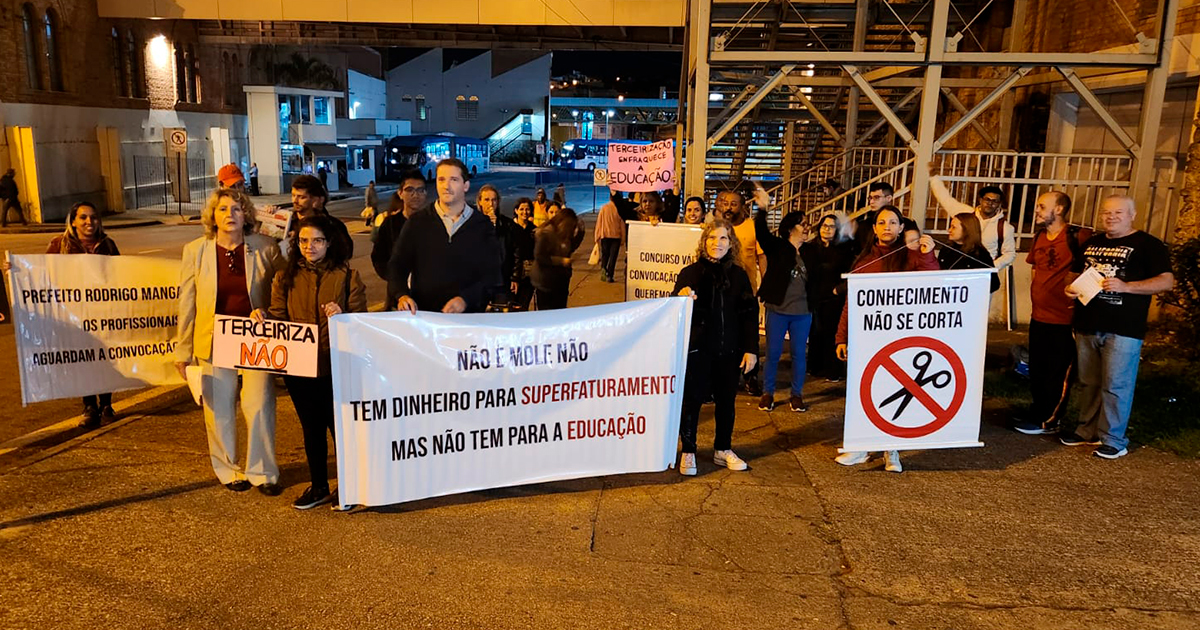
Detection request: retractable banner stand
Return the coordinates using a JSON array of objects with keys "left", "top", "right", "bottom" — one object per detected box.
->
[
  {"left": 624, "top": 221, "right": 702, "bottom": 301},
  {"left": 842, "top": 269, "right": 992, "bottom": 452},
  {"left": 329, "top": 297, "right": 693, "bottom": 508},
  {"left": 7, "top": 254, "right": 184, "bottom": 404}
]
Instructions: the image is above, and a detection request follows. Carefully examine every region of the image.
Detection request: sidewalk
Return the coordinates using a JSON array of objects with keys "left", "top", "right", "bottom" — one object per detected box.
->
[{"left": 1, "top": 219, "right": 1198, "bottom": 629}]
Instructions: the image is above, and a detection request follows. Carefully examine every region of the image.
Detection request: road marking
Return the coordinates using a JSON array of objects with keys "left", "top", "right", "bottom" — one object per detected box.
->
[{"left": 0, "top": 385, "right": 186, "bottom": 457}]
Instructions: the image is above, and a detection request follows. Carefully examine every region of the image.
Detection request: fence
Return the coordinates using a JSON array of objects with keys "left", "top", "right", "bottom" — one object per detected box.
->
[
  {"left": 128, "top": 155, "right": 215, "bottom": 216},
  {"left": 799, "top": 150, "right": 1181, "bottom": 246}
]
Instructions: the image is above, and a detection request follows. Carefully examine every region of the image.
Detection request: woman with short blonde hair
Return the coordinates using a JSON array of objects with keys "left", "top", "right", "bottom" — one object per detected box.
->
[{"left": 175, "top": 188, "right": 285, "bottom": 495}]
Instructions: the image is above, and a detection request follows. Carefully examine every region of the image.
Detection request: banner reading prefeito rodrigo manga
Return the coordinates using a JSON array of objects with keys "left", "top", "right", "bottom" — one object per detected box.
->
[
  {"left": 607, "top": 139, "right": 675, "bottom": 192},
  {"left": 624, "top": 221, "right": 702, "bottom": 301},
  {"left": 329, "top": 298, "right": 693, "bottom": 508},
  {"left": 8, "top": 254, "right": 183, "bottom": 404},
  {"left": 843, "top": 269, "right": 992, "bottom": 452}
]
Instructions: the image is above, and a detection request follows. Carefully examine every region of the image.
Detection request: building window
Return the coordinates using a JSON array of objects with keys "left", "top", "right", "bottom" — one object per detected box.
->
[
  {"left": 300, "top": 96, "right": 311, "bottom": 123},
  {"left": 21, "top": 4, "right": 41, "bottom": 90},
  {"left": 126, "top": 31, "right": 143, "bottom": 98},
  {"left": 112, "top": 28, "right": 128, "bottom": 97},
  {"left": 43, "top": 10, "right": 63, "bottom": 91},
  {"left": 175, "top": 46, "right": 187, "bottom": 102},
  {"left": 455, "top": 95, "right": 479, "bottom": 121},
  {"left": 416, "top": 95, "right": 426, "bottom": 121},
  {"left": 314, "top": 97, "right": 330, "bottom": 125},
  {"left": 222, "top": 52, "right": 232, "bottom": 106},
  {"left": 187, "top": 44, "right": 200, "bottom": 103}
]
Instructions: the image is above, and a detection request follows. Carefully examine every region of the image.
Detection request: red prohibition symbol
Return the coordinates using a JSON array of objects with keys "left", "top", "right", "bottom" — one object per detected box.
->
[{"left": 859, "top": 336, "right": 967, "bottom": 439}]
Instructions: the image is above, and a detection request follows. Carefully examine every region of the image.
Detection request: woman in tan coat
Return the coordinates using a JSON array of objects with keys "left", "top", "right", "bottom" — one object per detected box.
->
[
  {"left": 174, "top": 188, "right": 285, "bottom": 494},
  {"left": 252, "top": 214, "right": 367, "bottom": 510}
]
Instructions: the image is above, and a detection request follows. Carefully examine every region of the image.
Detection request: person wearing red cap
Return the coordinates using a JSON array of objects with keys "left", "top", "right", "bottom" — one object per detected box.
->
[{"left": 218, "top": 164, "right": 246, "bottom": 191}]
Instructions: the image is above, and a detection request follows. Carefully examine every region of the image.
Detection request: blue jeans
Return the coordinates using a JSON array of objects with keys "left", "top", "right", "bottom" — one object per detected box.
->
[
  {"left": 1074, "top": 332, "right": 1143, "bottom": 450},
  {"left": 764, "top": 310, "right": 812, "bottom": 396}
]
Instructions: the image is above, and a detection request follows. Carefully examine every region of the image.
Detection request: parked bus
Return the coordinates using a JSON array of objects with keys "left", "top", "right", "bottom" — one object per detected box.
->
[
  {"left": 560, "top": 138, "right": 608, "bottom": 170},
  {"left": 383, "top": 134, "right": 490, "bottom": 181}
]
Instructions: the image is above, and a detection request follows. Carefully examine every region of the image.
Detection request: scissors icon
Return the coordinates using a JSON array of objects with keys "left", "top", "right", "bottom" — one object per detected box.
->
[{"left": 879, "top": 350, "right": 952, "bottom": 421}]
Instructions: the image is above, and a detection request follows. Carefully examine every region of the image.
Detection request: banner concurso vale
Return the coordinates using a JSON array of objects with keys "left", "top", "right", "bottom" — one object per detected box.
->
[
  {"left": 8, "top": 254, "right": 183, "bottom": 404},
  {"left": 329, "top": 297, "right": 694, "bottom": 508},
  {"left": 624, "top": 221, "right": 702, "bottom": 301}
]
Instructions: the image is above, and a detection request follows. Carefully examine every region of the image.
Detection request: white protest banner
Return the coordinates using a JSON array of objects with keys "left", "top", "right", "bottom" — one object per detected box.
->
[
  {"left": 624, "top": 221, "right": 702, "bottom": 301},
  {"left": 607, "top": 139, "right": 675, "bottom": 192},
  {"left": 842, "top": 269, "right": 992, "bottom": 452},
  {"left": 8, "top": 254, "right": 183, "bottom": 404},
  {"left": 212, "top": 315, "right": 318, "bottom": 377},
  {"left": 329, "top": 298, "right": 693, "bottom": 508},
  {"left": 255, "top": 205, "right": 293, "bottom": 240}
]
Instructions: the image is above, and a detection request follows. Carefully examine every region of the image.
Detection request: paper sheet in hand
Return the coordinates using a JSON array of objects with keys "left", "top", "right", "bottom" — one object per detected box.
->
[
  {"left": 1068, "top": 267, "right": 1105, "bottom": 306},
  {"left": 185, "top": 365, "right": 203, "bottom": 406}
]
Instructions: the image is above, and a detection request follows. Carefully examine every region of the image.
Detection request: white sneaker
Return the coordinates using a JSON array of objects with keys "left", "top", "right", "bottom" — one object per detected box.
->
[
  {"left": 713, "top": 449, "right": 748, "bottom": 471},
  {"left": 884, "top": 450, "right": 903, "bottom": 473},
  {"left": 835, "top": 451, "right": 870, "bottom": 466},
  {"left": 680, "top": 452, "right": 697, "bottom": 476}
]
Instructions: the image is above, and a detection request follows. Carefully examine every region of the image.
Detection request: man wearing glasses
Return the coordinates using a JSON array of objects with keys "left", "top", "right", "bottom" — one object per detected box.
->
[
  {"left": 373, "top": 170, "right": 428, "bottom": 309},
  {"left": 929, "top": 175, "right": 1016, "bottom": 271}
]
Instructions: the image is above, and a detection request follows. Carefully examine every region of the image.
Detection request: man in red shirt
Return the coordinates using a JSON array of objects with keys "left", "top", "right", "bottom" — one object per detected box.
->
[{"left": 1014, "top": 191, "right": 1092, "bottom": 435}]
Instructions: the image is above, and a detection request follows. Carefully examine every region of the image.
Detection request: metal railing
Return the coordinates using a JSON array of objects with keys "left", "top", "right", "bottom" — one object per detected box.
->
[
  {"left": 766, "top": 146, "right": 911, "bottom": 225},
  {"left": 924, "top": 151, "right": 1180, "bottom": 245},
  {"left": 790, "top": 150, "right": 1181, "bottom": 246}
]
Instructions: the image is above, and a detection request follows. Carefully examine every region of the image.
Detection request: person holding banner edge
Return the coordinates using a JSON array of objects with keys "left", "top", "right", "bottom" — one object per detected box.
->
[
  {"left": 251, "top": 214, "right": 367, "bottom": 509},
  {"left": 174, "top": 188, "right": 286, "bottom": 495},
  {"left": 835, "top": 206, "right": 939, "bottom": 473},
  {"left": 47, "top": 201, "right": 121, "bottom": 428},
  {"left": 672, "top": 219, "right": 759, "bottom": 475}
]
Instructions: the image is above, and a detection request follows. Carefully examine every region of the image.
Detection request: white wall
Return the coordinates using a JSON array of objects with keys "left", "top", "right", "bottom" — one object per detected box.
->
[
  {"left": 245, "top": 91, "right": 283, "bottom": 195},
  {"left": 387, "top": 50, "right": 551, "bottom": 139},
  {"left": 348, "top": 70, "right": 387, "bottom": 120},
  {"left": 0, "top": 103, "right": 247, "bottom": 220}
]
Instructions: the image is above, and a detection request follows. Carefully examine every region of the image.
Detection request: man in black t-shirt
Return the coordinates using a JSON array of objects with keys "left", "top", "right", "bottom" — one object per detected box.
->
[{"left": 1062, "top": 195, "right": 1174, "bottom": 460}]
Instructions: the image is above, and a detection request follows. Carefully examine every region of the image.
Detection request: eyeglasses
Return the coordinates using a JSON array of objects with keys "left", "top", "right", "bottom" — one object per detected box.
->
[
  {"left": 402, "top": 186, "right": 426, "bottom": 194},
  {"left": 980, "top": 196, "right": 1003, "bottom": 205}
]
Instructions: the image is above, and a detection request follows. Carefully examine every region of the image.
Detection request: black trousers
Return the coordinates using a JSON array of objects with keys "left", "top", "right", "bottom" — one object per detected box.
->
[
  {"left": 2, "top": 199, "right": 25, "bottom": 226},
  {"left": 536, "top": 287, "right": 569, "bottom": 310},
  {"left": 1027, "top": 319, "right": 1076, "bottom": 426},
  {"left": 808, "top": 299, "right": 845, "bottom": 379},
  {"left": 680, "top": 350, "right": 741, "bottom": 454},
  {"left": 599, "top": 238, "right": 622, "bottom": 278},
  {"left": 513, "top": 277, "right": 535, "bottom": 311},
  {"left": 82, "top": 393, "right": 112, "bottom": 410},
  {"left": 284, "top": 373, "right": 336, "bottom": 489}
]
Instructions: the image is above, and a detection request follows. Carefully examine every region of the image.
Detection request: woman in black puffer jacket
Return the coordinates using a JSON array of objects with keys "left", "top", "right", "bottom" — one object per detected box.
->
[{"left": 671, "top": 219, "right": 760, "bottom": 477}]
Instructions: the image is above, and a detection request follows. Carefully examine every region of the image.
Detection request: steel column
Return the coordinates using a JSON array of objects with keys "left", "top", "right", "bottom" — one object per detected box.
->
[
  {"left": 684, "top": 0, "right": 711, "bottom": 198},
  {"left": 909, "top": 0, "right": 951, "bottom": 224},
  {"left": 1131, "top": 0, "right": 1179, "bottom": 219},
  {"left": 845, "top": 0, "right": 870, "bottom": 150}
]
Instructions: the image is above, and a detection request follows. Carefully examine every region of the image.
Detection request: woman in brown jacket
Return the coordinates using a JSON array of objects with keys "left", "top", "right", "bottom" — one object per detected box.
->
[
  {"left": 48, "top": 202, "right": 120, "bottom": 427},
  {"left": 251, "top": 214, "right": 367, "bottom": 510}
]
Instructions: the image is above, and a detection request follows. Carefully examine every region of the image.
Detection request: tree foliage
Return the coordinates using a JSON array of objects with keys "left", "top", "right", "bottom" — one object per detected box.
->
[{"left": 274, "top": 53, "right": 341, "bottom": 91}]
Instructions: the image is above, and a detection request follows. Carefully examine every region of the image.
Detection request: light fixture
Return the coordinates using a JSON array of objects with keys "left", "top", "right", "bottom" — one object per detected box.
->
[
  {"left": 618, "top": 95, "right": 625, "bottom": 102},
  {"left": 148, "top": 35, "right": 170, "bottom": 67},
  {"left": 709, "top": 93, "right": 724, "bottom": 101},
  {"left": 606, "top": 109, "right": 615, "bottom": 116},
  {"left": 571, "top": 110, "right": 579, "bottom": 117}
]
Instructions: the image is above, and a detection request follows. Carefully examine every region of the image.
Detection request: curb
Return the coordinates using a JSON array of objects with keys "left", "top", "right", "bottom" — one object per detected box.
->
[{"left": 0, "top": 385, "right": 189, "bottom": 460}]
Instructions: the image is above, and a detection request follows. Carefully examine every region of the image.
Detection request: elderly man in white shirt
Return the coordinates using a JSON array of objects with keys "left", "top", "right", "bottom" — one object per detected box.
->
[{"left": 929, "top": 175, "right": 1016, "bottom": 270}]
